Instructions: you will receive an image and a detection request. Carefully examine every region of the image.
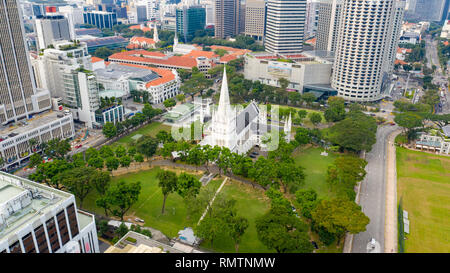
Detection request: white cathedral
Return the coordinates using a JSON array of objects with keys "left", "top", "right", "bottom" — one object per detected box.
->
[{"left": 200, "top": 68, "right": 292, "bottom": 154}]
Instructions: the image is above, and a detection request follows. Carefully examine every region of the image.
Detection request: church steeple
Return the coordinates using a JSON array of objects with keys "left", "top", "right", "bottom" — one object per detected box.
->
[
  {"left": 174, "top": 32, "right": 178, "bottom": 48},
  {"left": 153, "top": 22, "right": 159, "bottom": 43},
  {"left": 216, "top": 67, "right": 232, "bottom": 122}
]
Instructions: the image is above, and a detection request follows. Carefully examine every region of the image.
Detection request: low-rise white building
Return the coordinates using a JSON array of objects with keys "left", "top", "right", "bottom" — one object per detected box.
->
[
  {"left": 441, "top": 20, "right": 450, "bottom": 39},
  {"left": 0, "top": 111, "right": 75, "bottom": 170},
  {"left": 415, "top": 133, "right": 450, "bottom": 155},
  {"left": 96, "top": 62, "right": 181, "bottom": 104},
  {"left": 244, "top": 51, "right": 333, "bottom": 93},
  {"left": 0, "top": 171, "right": 99, "bottom": 253}
]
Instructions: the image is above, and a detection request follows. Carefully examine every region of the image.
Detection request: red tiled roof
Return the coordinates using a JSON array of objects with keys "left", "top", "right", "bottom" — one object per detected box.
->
[
  {"left": 305, "top": 38, "right": 316, "bottom": 45},
  {"left": 130, "top": 36, "right": 156, "bottom": 45},
  {"left": 109, "top": 50, "right": 197, "bottom": 69},
  {"left": 129, "top": 25, "right": 152, "bottom": 32},
  {"left": 184, "top": 50, "right": 218, "bottom": 59},
  {"left": 219, "top": 54, "right": 238, "bottom": 63},
  {"left": 91, "top": 56, "right": 104, "bottom": 63},
  {"left": 115, "top": 63, "right": 176, "bottom": 88}
]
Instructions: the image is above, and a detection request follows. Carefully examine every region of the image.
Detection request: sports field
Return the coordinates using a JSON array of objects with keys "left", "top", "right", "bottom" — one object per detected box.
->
[{"left": 396, "top": 147, "right": 450, "bottom": 253}]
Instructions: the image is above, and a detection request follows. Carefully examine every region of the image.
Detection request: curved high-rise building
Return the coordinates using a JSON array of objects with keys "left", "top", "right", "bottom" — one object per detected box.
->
[{"left": 331, "top": 0, "right": 404, "bottom": 102}]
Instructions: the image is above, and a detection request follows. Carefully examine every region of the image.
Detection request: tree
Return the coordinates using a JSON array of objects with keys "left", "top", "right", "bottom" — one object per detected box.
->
[
  {"left": 92, "top": 170, "right": 111, "bottom": 196},
  {"left": 309, "top": 112, "right": 322, "bottom": 125},
  {"left": 176, "top": 93, "right": 186, "bottom": 102},
  {"left": 394, "top": 112, "right": 424, "bottom": 141},
  {"left": 227, "top": 216, "right": 249, "bottom": 253},
  {"left": 311, "top": 198, "right": 370, "bottom": 245},
  {"left": 163, "top": 98, "right": 176, "bottom": 108},
  {"left": 85, "top": 147, "right": 99, "bottom": 161},
  {"left": 328, "top": 110, "right": 377, "bottom": 152},
  {"left": 302, "top": 93, "right": 316, "bottom": 106},
  {"left": 134, "top": 154, "right": 144, "bottom": 163},
  {"left": 136, "top": 136, "right": 159, "bottom": 159},
  {"left": 326, "top": 156, "right": 367, "bottom": 200},
  {"left": 42, "top": 138, "right": 71, "bottom": 159},
  {"left": 28, "top": 153, "right": 43, "bottom": 168},
  {"left": 256, "top": 205, "right": 313, "bottom": 253},
  {"left": 102, "top": 122, "right": 117, "bottom": 138},
  {"left": 99, "top": 145, "right": 115, "bottom": 158},
  {"left": 294, "top": 127, "right": 311, "bottom": 145},
  {"left": 29, "top": 159, "right": 73, "bottom": 189},
  {"left": 157, "top": 170, "right": 178, "bottom": 214},
  {"left": 295, "top": 189, "right": 318, "bottom": 219},
  {"left": 324, "top": 96, "right": 346, "bottom": 122},
  {"left": 195, "top": 216, "right": 222, "bottom": 249},
  {"left": 57, "top": 166, "right": 97, "bottom": 208},
  {"left": 106, "top": 180, "right": 141, "bottom": 221},
  {"left": 115, "top": 146, "right": 127, "bottom": 158},
  {"left": 105, "top": 156, "right": 120, "bottom": 172},
  {"left": 176, "top": 172, "right": 202, "bottom": 198},
  {"left": 156, "top": 130, "right": 173, "bottom": 144},
  {"left": 249, "top": 157, "right": 277, "bottom": 188},
  {"left": 88, "top": 156, "right": 104, "bottom": 169},
  {"left": 186, "top": 145, "right": 206, "bottom": 171},
  {"left": 120, "top": 155, "right": 132, "bottom": 169},
  {"left": 276, "top": 162, "right": 305, "bottom": 193},
  {"left": 93, "top": 47, "right": 114, "bottom": 59}
]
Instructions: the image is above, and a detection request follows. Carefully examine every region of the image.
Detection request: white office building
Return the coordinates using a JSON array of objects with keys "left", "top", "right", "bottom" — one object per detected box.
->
[
  {"left": 0, "top": 171, "right": 99, "bottom": 253},
  {"left": 34, "top": 14, "right": 72, "bottom": 50},
  {"left": 331, "top": 0, "right": 406, "bottom": 102},
  {"left": 265, "top": 0, "right": 307, "bottom": 54}
]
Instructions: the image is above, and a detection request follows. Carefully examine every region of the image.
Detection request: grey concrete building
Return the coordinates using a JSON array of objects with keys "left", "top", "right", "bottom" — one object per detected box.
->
[
  {"left": 244, "top": 0, "right": 266, "bottom": 41},
  {"left": 34, "top": 14, "right": 72, "bottom": 50},
  {"left": 0, "top": 0, "right": 52, "bottom": 124},
  {"left": 215, "top": 0, "right": 241, "bottom": 38}
]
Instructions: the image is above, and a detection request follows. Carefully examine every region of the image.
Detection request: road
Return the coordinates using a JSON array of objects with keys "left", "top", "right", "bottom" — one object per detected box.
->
[{"left": 351, "top": 124, "right": 399, "bottom": 253}]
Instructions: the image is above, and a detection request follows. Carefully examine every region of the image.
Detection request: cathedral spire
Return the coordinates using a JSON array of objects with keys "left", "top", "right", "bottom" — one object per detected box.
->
[
  {"left": 216, "top": 67, "right": 232, "bottom": 120},
  {"left": 153, "top": 22, "right": 159, "bottom": 43}
]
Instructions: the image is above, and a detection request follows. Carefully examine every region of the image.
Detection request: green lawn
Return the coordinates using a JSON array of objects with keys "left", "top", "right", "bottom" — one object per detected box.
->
[
  {"left": 200, "top": 180, "right": 272, "bottom": 253},
  {"left": 81, "top": 166, "right": 222, "bottom": 238},
  {"left": 396, "top": 147, "right": 450, "bottom": 253},
  {"left": 292, "top": 146, "right": 337, "bottom": 199},
  {"left": 112, "top": 122, "right": 172, "bottom": 147}
]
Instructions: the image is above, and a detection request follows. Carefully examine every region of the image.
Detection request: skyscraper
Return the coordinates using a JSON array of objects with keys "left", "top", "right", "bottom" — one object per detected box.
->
[
  {"left": 315, "top": 0, "right": 342, "bottom": 52},
  {"left": 83, "top": 11, "right": 118, "bottom": 29},
  {"left": 405, "top": 0, "right": 447, "bottom": 22},
  {"left": 176, "top": 5, "right": 206, "bottom": 42},
  {"left": 0, "top": 0, "right": 51, "bottom": 124},
  {"left": 34, "top": 15, "right": 72, "bottom": 50},
  {"left": 265, "top": 0, "right": 307, "bottom": 54},
  {"left": 214, "top": 0, "right": 240, "bottom": 39},
  {"left": 331, "top": 0, "right": 406, "bottom": 102},
  {"left": 244, "top": 0, "right": 266, "bottom": 41}
]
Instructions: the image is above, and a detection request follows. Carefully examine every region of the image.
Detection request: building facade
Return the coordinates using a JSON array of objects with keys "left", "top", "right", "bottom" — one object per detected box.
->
[
  {"left": 0, "top": 0, "right": 52, "bottom": 124},
  {"left": 305, "top": 0, "right": 319, "bottom": 39},
  {"left": 0, "top": 172, "right": 99, "bottom": 253},
  {"left": 34, "top": 15, "right": 72, "bottom": 50},
  {"left": 176, "top": 5, "right": 206, "bottom": 42},
  {"left": 244, "top": 0, "right": 266, "bottom": 41},
  {"left": 265, "top": 0, "right": 307, "bottom": 54},
  {"left": 214, "top": 0, "right": 240, "bottom": 39},
  {"left": 83, "top": 11, "right": 118, "bottom": 29},
  {"left": 315, "top": 0, "right": 342, "bottom": 52},
  {"left": 405, "top": 0, "right": 447, "bottom": 22},
  {"left": 331, "top": 0, "right": 405, "bottom": 102}
]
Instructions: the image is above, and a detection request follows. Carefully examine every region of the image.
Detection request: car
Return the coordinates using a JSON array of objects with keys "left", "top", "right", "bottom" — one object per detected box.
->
[
  {"left": 251, "top": 151, "right": 259, "bottom": 155},
  {"left": 381, "top": 110, "right": 386, "bottom": 113},
  {"left": 311, "top": 241, "right": 319, "bottom": 249},
  {"left": 249, "top": 154, "right": 256, "bottom": 158},
  {"left": 135, "top": 218, "right": 145, "bottom": 223}
]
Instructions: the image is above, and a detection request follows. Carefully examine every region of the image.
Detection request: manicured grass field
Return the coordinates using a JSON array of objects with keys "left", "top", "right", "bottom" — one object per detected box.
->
[
  {"left": 396, "top": 147, "right": 450, "bottom": 253},
  {"left": 112, "top": 122, "right": 172, "bottom": 147},
  {"left": 200, "top": 180, "right": 272, "bottom": 253},
  {"left": 292, "top": 146, "right": 338, "bottom": 199},
  {"left": 82, "top": 166, "right": 222, "bottom": 238}
]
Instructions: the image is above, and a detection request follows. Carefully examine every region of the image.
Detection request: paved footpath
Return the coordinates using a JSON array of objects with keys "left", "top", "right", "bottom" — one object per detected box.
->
[{"left": 384, "top": 130, "right": 402, "bottom": 253}]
